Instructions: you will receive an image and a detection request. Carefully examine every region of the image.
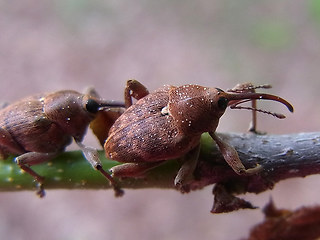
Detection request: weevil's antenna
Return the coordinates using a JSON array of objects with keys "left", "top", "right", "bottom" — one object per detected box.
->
[{"left": 229, "top": 100, "right": 286, "bottom": 119}]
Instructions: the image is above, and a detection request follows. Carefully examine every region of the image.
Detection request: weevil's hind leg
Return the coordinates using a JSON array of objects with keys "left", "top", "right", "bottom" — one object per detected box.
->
[
  {"left": 76, "top": 141, "right": 124, "bottom": 197},
  {"left": 209, "top": 132, "right": 262, "bottom": 175},
  {"left": 15, "top": 152, "right": 58, "bottom": 198},
  {"left": 174, "top": 144, "right": 201, "bottom": 193},
  {"left": 110, "top": 161, "right": 164, "bottom": 178},
  {"left": 125, "top": 80, "right": 149, "bottom": 108}
]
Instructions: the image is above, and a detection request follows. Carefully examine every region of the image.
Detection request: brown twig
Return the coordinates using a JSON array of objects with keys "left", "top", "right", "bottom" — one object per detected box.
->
[{"left": 193, "top": 132, "right": 320, "bottom": 213}]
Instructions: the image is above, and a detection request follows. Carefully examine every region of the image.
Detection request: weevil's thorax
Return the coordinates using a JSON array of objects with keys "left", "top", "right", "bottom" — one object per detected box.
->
[
  {"left": 168, "top": 85, "right": 227, "bottom": 135},
  {"left": 43, "top": 91, "right": 95, "bottom": 141}
]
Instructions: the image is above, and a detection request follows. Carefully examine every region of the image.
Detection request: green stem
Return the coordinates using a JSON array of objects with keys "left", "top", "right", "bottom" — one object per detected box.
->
[
  {"left": 0, "top": 147, "right": 179, "bottom": 192},
  {"left": 1, "top": 132, "right": 320, "bottom": 197}
]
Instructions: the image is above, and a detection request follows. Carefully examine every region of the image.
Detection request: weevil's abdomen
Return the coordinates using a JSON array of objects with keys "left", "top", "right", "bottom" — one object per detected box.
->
[
  {"left": 0, "top": 94, "right": 72, "bottom": 154},
  {"left": 104, "top": 87, "right": 200, "bottom": 163}
]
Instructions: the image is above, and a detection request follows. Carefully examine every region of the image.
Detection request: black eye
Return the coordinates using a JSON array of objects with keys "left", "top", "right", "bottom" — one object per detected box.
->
[
  {"left": 86, "top": 99, "right": 100, "bottom": 113},
  {"left": 217, "top": 97, "right": 228, "bottom": 110}
]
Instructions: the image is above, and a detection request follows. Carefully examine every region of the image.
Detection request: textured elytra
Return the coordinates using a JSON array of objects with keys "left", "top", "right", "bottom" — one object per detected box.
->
[
  {"left": 105, "top": 86, "right": 202, "bottom": 163},
  {"left": 0, "top": 93, "right": 75, "bottom": 156}
]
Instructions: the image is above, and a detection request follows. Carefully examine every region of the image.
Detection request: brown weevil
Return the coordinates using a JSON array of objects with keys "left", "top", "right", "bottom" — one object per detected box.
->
[
  {"left": 0, "top": 89, "right": 125, "bottom": 197},
  {"left": 104, "top": 80, "right": 294, "bottom": 193}
]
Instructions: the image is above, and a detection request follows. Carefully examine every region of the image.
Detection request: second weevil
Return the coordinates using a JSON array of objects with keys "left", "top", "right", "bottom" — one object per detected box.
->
[
  {"left": 0, "top": 89, "right": 125, "bottom": 197},
  {"left": 105, "top": 80, "right": 294, "bottom": 192}
]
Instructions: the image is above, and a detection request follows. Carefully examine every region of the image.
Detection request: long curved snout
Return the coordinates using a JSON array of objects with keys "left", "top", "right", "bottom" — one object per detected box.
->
[{"left": 226, "top": 92, "right": 294, "bottom": 113}]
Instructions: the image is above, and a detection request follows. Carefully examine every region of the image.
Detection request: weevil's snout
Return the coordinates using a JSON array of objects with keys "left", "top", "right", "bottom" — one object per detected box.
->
[
  {"left": 84, "top": 97, "right": 125, "bottom": 114},
  {"left": 224, "top": 92, "right": 294, "bottom": 118}
]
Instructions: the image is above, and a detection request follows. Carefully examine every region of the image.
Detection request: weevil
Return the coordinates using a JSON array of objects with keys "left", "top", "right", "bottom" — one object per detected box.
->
[
  {"left": 0, "top": 89, "right": 125, "bottom": 197},
  {"left": 104, "top": 80, "right": 294, "bottom": 193}
]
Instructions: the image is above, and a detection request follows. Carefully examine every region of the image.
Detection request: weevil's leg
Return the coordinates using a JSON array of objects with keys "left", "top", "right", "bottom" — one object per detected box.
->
[
  {"left": 248, "top": 98, "right": 257, "bottom": 133},
  {"left": 110, "top": 162, "right": 164, "bottom": 178},
  {"left": 209, "top": 132, "right": 262, "bottom": 175},
  {"left": 76, "top": 141, "right": 124, "bottom": 197},
  {"left": 125, "top": 80, "right": 149, "bottom": 108},
  {"left": 0, "top": 128, "right": 48, "bottom": 196},
  {"left": 228, "top": 83, "right": 272, "bottom": 133},
  {"left": 174, "top": 144, "right": 201, "bottom": 193},
  {"left": 0, "top": 127, "right": 25, "bottom": 156},
  {"left": 15, "top": 152, "right": 58, "bottom": 198},
  {"left": 85, "top": 87, "right": 101, "bottom": 99},
  {"left": 229, "top": 83, "right": 258, "bottom": 132},
  {"left": 246, "top": 84, "right": 258, "bottom": 133}
]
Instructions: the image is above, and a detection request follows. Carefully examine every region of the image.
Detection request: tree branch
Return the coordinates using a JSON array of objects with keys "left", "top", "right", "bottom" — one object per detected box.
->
[
  {"left": 1, "top": 132, "right": 319, "bottom": 212},
  {"left": 192, "top": 132, "right": 320, "bottom": 193}
]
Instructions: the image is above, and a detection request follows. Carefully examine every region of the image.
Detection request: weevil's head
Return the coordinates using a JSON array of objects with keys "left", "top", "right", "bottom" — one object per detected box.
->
[
  {"left": 167, "top": 85, "right": 231, "bottom": 134},
  {"left": 44, "top": 90, "right": 125, "bottom": 141},
  {"left": 167, "top": 85, "right": 293, "bottom": 135}
]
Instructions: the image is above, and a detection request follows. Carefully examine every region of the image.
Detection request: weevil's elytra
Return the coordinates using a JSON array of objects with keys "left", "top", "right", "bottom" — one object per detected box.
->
[
  {"left": 0, "top": 89, "right": 125, "bottom": 197},
  {"left": 105, "top": 86, "right": 200, "bottom": 163},
  {"left": 105, "top": 80, "right": 293, "bottom": 193}
]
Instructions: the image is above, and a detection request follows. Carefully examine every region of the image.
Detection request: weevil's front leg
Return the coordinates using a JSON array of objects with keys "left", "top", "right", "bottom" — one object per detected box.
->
[
  {"left": 75, "top": 141, "right": 124, "bottom": 197},
  {"left": 125, "top": 80, "right": 149, "bottom": 108},
  {"left": 110, "top": 161, "right": 164, "bottom": 178},
  {"left": 174, "top": 144, "right": 201, "bottom": 193},
  {"left": 15, "top": 152, "right": 59, "bottom": 197},
  {"left": 209, "top": 132, "right": 262, "bottom": 175}
]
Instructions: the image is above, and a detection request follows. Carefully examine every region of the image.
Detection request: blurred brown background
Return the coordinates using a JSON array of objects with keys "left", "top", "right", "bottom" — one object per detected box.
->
[{"left": 0, "top": 1, "right": 319, "bottom": 239}]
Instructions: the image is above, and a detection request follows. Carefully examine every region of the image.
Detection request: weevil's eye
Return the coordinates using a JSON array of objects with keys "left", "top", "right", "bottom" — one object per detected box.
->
[
  {"left": 86, "top": 99, "right": 100, "bottom": 113},
  {"left": 217, "top": 97, "right": 228, "bottom": 110}
]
